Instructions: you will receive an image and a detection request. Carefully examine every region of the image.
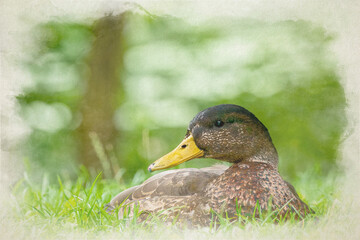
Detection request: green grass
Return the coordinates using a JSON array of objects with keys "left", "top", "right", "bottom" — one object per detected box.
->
[{"left": 3, "top": 166, "right": 350, "bottom": 240}]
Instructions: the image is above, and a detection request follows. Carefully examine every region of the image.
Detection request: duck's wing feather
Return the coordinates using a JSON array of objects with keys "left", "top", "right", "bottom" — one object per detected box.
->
[
  {"left": 106, "top": 165, "right": 228, "bottom": 212},
  {"left": 117, "top": 195, "right": 212, "bottom": 226}
]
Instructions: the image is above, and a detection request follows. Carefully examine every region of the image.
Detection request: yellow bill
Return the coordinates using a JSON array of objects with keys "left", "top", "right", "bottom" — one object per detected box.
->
[{"left": 148, "top": 133, "right": 204, "bottom": 172}]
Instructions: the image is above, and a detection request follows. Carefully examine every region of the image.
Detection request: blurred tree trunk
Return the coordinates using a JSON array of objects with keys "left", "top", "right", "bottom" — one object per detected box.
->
[{"left": 78, "top": 14, "right": 126, "bottom": 175}]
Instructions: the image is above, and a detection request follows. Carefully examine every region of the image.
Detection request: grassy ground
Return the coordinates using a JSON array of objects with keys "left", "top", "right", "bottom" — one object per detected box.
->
[{"left": 1, "top": 166, "right": 359, "bottom": 240}]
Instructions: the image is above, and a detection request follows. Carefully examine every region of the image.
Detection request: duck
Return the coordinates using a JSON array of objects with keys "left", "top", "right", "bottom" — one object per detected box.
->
[{"left": 106, "top": 104, "right": 312, "bottom": 226}]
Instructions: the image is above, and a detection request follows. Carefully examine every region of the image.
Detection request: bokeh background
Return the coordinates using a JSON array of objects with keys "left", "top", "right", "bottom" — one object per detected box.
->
[{"left": 16, "top": 11, "right": 346, "bottom": 184}]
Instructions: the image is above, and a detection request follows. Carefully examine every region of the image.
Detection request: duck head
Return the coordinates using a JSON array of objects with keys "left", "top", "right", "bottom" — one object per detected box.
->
[{"left": 148, "top": 104, "right": 278, "bottom": 172}]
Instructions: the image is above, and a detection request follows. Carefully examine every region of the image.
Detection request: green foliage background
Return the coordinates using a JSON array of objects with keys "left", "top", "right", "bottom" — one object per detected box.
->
[{"left": 17, "top": 13, "right": 346, "bottom": 183}]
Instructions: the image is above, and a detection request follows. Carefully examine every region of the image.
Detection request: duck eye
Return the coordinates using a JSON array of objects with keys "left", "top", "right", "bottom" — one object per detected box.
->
[{"left": 214, "top": 120, "right": 224, "bottom": 127}]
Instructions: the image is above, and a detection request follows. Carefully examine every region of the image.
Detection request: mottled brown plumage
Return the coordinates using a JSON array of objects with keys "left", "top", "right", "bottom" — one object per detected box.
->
[{"left": 106, "top": 104, "right": 312, "bottom": 226}]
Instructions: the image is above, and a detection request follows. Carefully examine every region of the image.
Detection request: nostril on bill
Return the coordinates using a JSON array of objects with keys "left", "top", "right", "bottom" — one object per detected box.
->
[
  {"left": 148, "top": 163, "right": 155, "bottom": 172},
  {"left": 181, "top": 144, "right": 187, "bottom": 149}
]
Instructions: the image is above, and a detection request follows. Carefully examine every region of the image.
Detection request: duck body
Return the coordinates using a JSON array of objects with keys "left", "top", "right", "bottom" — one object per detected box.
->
[
  {"left": 204, "top": 162, "right": 311, "bottom": 219},
  {"left": 106, "top": 104, "right": 312, "bottom": 226}
]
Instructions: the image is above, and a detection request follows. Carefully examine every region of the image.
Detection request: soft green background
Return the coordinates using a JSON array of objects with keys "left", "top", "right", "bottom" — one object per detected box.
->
[{"left": 17, "top": 13, "right": 346, "bottom": 184}]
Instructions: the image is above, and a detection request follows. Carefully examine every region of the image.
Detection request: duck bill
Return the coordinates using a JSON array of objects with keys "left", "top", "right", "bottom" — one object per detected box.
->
[{"left": 148, "top": 134, "right": 204, "bottom": 172}]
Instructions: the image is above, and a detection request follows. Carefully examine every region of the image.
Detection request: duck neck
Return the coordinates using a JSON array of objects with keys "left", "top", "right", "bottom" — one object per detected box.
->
[{"left": 243, "top": 144, "right": 279, "bottom": 170}]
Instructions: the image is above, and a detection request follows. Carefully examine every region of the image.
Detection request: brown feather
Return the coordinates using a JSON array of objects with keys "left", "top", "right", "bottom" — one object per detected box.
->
[{"left": 106, "top": 166, "right": 227, "bottom": 213}]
